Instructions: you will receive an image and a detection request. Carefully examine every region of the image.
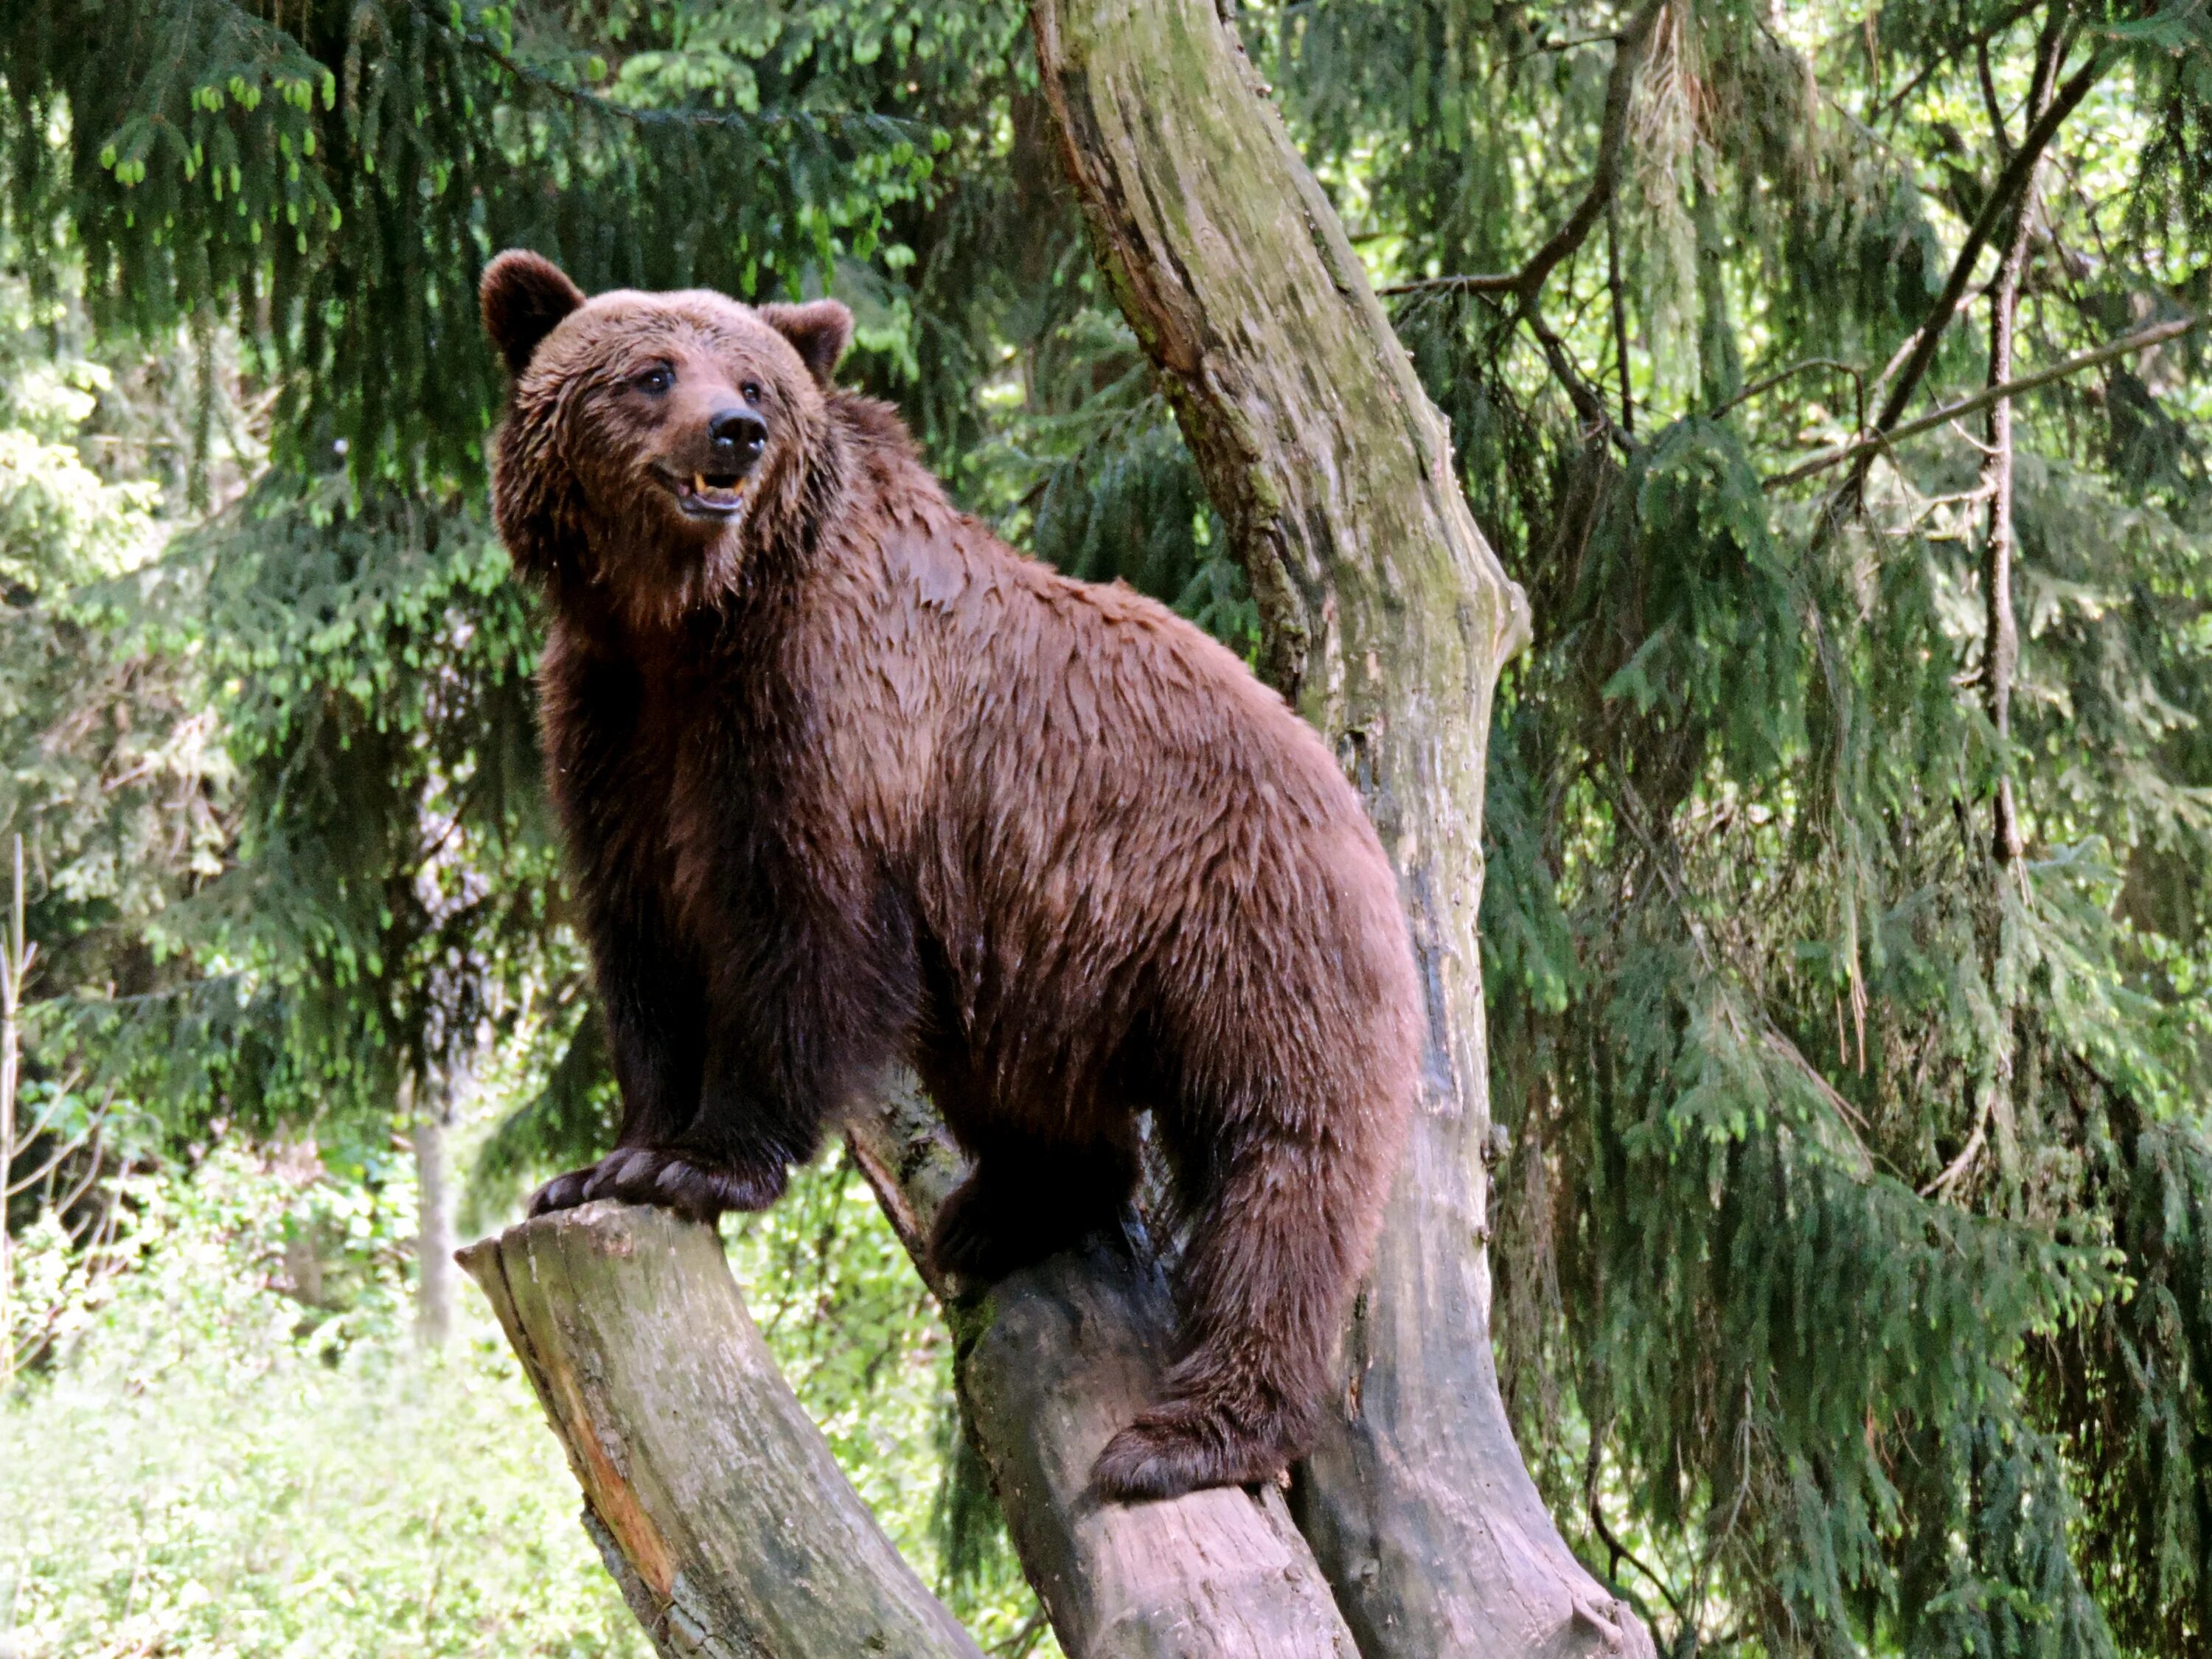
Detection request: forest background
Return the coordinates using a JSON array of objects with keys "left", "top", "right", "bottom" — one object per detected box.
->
[{"left": 0, "top": 0, "right": 2208, "bottom": 1655}]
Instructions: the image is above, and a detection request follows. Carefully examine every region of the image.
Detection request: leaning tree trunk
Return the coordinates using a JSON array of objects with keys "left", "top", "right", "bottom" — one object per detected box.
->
[
  {"left": 458, "top": 1203, "right": 985, "bottom": 1659},
  {"left": 1026, "top": 4, "right": 1651, "bottom": 1654}
]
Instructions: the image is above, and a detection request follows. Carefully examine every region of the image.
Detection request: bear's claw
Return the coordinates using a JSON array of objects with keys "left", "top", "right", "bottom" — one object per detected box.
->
[{"left": 529, "top": 1147, "right": 785, "bottom": 1224}]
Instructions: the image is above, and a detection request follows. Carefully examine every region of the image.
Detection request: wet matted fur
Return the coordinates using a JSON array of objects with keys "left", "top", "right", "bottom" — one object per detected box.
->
[{"left": 480, "top": 250, "right": 1424, "bottom": 1501}]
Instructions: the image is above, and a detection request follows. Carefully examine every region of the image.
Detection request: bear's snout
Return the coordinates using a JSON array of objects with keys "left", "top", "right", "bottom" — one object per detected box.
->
[
  {"left": 650, "top": 396, "right": 770, "bottom": 522},
  {"left": 707, "top": 406, "right": 768, "bottom": 474}
]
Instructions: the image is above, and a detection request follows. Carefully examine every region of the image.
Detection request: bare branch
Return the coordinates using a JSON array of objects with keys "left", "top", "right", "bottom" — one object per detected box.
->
[
  {"left": 1709, "top": 358, "right": 1865, "bottom": 426},
  {"left": 1380, "top": 0, "right": 1669, "bottom": 304},
  {"left": 1870, "top": 0, "right": 2042, "bottom": 125},
  {"left": 1855, "top": 41, "right": 2109, "bottom": 457},
  {"left": 1764, "top": 313, "right": 2199, "bottom": 490},
  {"left": 459, "top": 1204, "right": 987, "bottom": 1659}
]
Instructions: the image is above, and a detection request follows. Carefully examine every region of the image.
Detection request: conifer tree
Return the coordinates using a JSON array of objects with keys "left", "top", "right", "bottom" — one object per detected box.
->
[{"left": 1, "top": 0, "right": 2208, "bottom": 1652}]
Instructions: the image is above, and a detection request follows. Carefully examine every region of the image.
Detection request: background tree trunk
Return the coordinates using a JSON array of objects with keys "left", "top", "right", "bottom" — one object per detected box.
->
[
  {"left": 849, "top": 1080, "right": 1360, "bottom": 1659},
  {"left": 457, "top": 1202, "right": 984, "bottom": 1659},
  {"left": 412, "top": 1074, "right": 458, "bottom": 1348},
  {"left": 1024, "top": 4, "right": 1651, "bottom": 1654}
]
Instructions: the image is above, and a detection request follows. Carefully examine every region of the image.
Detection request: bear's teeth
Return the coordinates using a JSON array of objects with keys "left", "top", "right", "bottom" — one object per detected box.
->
[{"left": 693, "top": 473, "right": 706, "bottom": 496}]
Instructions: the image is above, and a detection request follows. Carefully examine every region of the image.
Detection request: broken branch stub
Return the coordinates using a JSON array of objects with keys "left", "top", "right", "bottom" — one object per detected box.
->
[{"left": 457, "top": 1203, "right": 982, "bottom": 1659}]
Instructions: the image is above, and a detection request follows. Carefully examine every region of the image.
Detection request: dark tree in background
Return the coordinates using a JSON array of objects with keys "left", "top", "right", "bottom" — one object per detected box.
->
[{"left": 0, "top": 1, "right": 2209, "bottom": 1655}]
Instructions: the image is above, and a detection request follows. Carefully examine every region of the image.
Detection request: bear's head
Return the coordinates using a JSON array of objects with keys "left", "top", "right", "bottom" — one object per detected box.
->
[{"left": 480, "top": 250, "right": 853, "bottom": 627}]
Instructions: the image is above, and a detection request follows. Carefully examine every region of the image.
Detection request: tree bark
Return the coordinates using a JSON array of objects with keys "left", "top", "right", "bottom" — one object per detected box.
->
[
  {"left": 456, "top": 1203, "right": 984, "bottom": 1659},
  {"left": 849, "top": 1079, "right": 1360, "bottom": 1659},
  {"left": 412, "top": 1074, "right": 458, "bottom": 1348},
  {"left": 1980, "top": 29, "right": 2057, "bottom": 878},
  {"left": 1025, "top": 4, "right": 1649, "bottom": 1655}
]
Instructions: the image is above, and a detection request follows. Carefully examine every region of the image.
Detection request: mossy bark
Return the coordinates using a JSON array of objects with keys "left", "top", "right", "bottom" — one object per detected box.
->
[{"left": 1026, "top": 4, "right": 1651, "bottom": 1654}]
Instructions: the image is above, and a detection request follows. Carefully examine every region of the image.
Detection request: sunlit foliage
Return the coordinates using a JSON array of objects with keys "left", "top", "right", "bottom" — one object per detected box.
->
[{"left": 0, "top": 1, "right": 2206, "bottom": 1655}]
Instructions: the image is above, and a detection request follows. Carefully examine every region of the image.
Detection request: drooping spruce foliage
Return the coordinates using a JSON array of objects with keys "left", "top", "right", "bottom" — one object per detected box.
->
[{"left": 0, "top": 0, "right": 2208, "bottom": 1654}]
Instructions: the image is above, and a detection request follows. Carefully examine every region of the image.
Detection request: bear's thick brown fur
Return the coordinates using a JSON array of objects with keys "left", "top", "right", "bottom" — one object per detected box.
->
[{"left": 480, "top": 249, "right": 1422, "bottom": 1501}]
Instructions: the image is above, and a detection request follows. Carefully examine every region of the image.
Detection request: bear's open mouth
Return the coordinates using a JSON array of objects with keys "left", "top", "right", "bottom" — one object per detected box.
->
[{"left": 656, "top": 466, "right": 748, "bottom": 521}]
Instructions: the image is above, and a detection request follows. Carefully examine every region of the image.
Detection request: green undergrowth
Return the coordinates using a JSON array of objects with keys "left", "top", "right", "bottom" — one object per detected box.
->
[{"left": 0, "top": 1143, "right": 1051, "bottom": 1658}]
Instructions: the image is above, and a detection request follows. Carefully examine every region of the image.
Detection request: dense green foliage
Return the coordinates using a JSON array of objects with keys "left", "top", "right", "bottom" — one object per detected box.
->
[{"left": 0, "top": 1, "right": 2208, "bottom": 1655}]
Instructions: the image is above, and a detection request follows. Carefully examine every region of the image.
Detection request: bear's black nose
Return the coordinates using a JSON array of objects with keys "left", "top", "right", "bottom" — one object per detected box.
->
[{"left": 708, "top": 406, "right": 768, "bottom": 470}]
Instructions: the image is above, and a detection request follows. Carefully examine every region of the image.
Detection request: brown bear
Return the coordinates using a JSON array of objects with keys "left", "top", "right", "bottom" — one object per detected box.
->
[{"left": 479, "top": 248, "right": 1422, "bottom": 1501}]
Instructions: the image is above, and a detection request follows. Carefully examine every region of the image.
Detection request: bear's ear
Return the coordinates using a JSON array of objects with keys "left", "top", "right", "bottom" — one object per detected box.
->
[
  {"left": 760, "top": 299, "right": 853, "bottom": 388},
  {"left": 481, "top": 251, "right": 587, "bottom": 376}
]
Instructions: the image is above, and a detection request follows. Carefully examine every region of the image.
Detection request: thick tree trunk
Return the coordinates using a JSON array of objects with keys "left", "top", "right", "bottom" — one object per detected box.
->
[
  {"left": 849, "top": 1079, "right": 1360, "bottom": 1658},
  {"left": 457, "top": 1203, "right": 984, "bottom": 1659},
  {"left": 1025, "top": 4, "right": 1650, "bottom": 1655}
]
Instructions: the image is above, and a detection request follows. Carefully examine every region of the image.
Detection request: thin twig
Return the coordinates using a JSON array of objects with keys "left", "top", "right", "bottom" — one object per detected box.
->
[
  {"left": 1921, "top": 1098, "right": 1991, "bottom": 1197},
  {"left": 1868, "top": 0, "right": 2041, "bottom": 126},
  {"left": 995, "top": 1605, "right": 1051, "bottom": 1658},
  {"left": 7, "top": 1119, "right": 104, "bottom": 1200},
  {"left": 1764, "top": 313, "right": 2199, "bottom": 490},
  {"left": 1523, "top": 295, "right": 1635, "bottom": 455},
  {"left": 1709, "top": 357, "right": 1865, "bottom": 427}
]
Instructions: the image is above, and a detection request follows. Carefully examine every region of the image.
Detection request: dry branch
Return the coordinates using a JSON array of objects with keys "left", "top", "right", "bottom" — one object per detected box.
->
[
  {"left": 1764, "top": 313, "right": 2199, "bottom": 490},
  {"left": 1377, "top": 0, "right": 1668, "bottom": 303},
  {"left": 457, "top": 1204, "right": 984, "bottom": 1659},
  {"left": 1838, "top": 35, "right": 2109, "bottom": 506}
]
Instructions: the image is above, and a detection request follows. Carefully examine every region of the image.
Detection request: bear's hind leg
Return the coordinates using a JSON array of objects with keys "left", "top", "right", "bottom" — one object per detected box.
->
[
  {"left": 1092, "top": 1118, "right": 1382, "bottom": 1502},
  {"left": 928, "top": 1135, "right": 1136, "bottom": 1284}
]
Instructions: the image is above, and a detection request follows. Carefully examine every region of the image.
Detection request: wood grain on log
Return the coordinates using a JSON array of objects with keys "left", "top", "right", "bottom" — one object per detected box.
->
[
  {"left": 457, "top": 1203, "right": 983, "bottom": 1659},
  {"left": 1024, "top": 3, "right": 1653, "bottom": 1654},
  {"left": 849, "top": 1080, "right": 1360, "bottom": 1659}
]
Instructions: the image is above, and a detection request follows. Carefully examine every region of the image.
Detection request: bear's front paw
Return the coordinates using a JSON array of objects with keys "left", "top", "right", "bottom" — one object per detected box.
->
[
  {"left": 526, "top": 1165, "right": 598, "bottom": 1217},
  {"left": 528, "top": 1147, "right": 785, "bottom": 1224}
]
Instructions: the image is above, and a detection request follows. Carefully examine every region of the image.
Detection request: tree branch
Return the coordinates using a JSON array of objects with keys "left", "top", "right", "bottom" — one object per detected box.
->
[
  {"left": 457, "top": 1204, "right": 985, "bottom": 1659},
  {"left": 1709, "top": 357, "right": 1865, "bottom": 427},
  {"left": 1869, "top": 0, "right": 2042, "bottom": 126},
  {"left": 1980, "top": 35, "right": 2052, "bottom": 874},
  {"left": 1379, "top": 0, "right": 1669, "bottom": 303},
  {"left": 1763, "top": 312, "right": 2198, "bottom": 490},
  {"left": 1852, "top": 38, "right": 2108, "bottom": 469},
  {"left": 846, "top": 1082, "right": 1363, "bottom": 1658}
]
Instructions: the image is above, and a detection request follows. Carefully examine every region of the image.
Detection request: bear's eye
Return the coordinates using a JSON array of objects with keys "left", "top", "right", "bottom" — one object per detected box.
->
[
  {"left": 630, "top": 364, "right": 674, "bottom": 396},
  {"left": 740, "top": 381, "right": 764, "bottom": 403}
]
